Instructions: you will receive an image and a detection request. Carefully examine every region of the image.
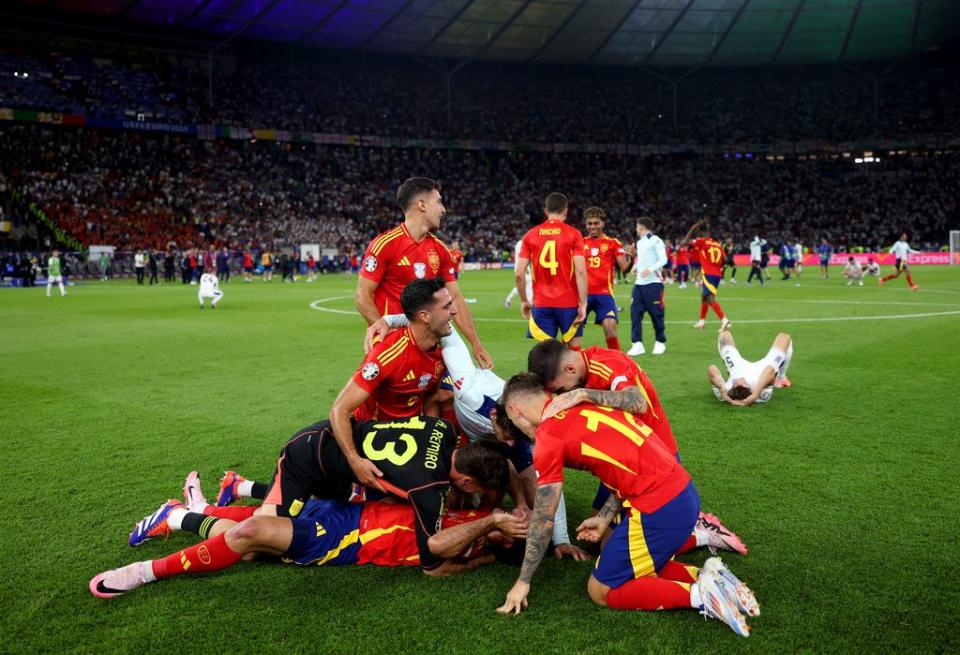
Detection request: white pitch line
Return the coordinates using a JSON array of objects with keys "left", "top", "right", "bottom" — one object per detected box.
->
[{"left": 309, "top": 296, "right": 960, "bottom": 324}]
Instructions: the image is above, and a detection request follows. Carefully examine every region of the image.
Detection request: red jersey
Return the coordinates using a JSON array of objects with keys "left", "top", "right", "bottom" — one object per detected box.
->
[
  {"left": 360, "top": 224, "right": 457, "bottom": 316},
  {"left": 534, "top": 405, "right": 690, "bottom": 514},
  {"left": 307, "top": 254, "right": 316, "bottom": 270},
  {"left": 243, "top": 252, "right": 252, "bottom": 267},
  {"left": 519, "top": 219, "right": 584, "bottom": 308},
  {"left": 583, "top": 235, "right": 625, "bottom": 296},
  {"left": 690, "top": 237, "right": 724, "bottom": 277},
  {"left": 356, "top": 502, "right": 491, "bottom": 566},
  {"left": 674, "top": 246, "right": 690, "bottom": 266},
  {"left": 580, "top": 346, "right": 676, "bottom": 455},
  {"left": 449, "top": 248, "right": 464, "bottom": 270},
  {"left": 351, "top": 327, "right": 445, "bottom": 421}
]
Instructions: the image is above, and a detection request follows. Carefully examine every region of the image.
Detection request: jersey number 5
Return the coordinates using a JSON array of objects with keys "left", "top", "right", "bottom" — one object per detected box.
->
[
  {"left": 362, "top": 430, "right": 418, "bottom": 466},
  {"left": 539, "top": 240, "right": 558, "bottom": 275}
]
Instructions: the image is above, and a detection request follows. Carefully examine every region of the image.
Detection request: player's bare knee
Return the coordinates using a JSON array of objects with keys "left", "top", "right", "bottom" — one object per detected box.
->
[
  {"left": 587, "top": 575, "right": 609, "bottom": 607},
  {"left": 227, "top": 516, "right": 267, "bottom": 548}
]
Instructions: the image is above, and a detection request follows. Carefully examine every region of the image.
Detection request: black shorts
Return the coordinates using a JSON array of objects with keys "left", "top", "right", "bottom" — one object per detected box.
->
[{"left": 263, "top": 422, "right": 353, "bottom": 517}]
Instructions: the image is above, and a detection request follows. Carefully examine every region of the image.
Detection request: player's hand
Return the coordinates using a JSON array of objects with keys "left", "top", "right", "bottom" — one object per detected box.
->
[
  {"left": 541, "top": 389, "right": 583, "bottom": 420},
  {"left": 473, "top": 342, "right": 495, "bottom": 370},
  {"left": 496, "top": 581, "right": 530, "bottom": 615},
  {"left": 364, "top": 318, "right": 391, "bottom": 352},
  {"left": 574, "top": 302, "right": 587, "bottom": 327},
  {"left": 639, "top": 268, "right": 651, "bottom": 277},
  {"left": 553, "top": 543, "right": 591, "bottom": 562},
  {"left": 349, "top": 456, "right": 385, "bottom": 492},
  {"left": 623, "top": 244, "right": 636, "bottom": 257},
  {"left": 510, "top": 505, "right": 532, "bottom": 523},
  {"left": 520, "top": 301, "right": 532, "bottom": 319},
  {"left": 575, "top": 515, "right": 607, "bottom": 543},
  {"left": 494, "top": 511, "right": 529, "bottom": 539}
]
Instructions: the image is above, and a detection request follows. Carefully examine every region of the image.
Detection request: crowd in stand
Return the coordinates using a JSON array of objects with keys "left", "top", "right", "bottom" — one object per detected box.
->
[
  {"left": 2, "top": 48, "right": 959, "bottom": 144},
  {"left": 2, "top": 124, "right": 956, "bottom": 261}
]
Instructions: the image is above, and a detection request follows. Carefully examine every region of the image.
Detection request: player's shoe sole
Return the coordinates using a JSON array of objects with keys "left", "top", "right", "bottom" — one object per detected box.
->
[
  {"left": 697, "top": 563, "right": 751, "bottom": 637},
  {"left": 702, "top": 557, "right": 760, "bottom": 618},
  {"left": 697, "top": 513, "right": 749, "bottom": 555},
  {"left": 128, "top": 499, "right": 181, "bottom": 547},
  {"left": 216, "top": 471, "right": 247, "bottom": 506}
]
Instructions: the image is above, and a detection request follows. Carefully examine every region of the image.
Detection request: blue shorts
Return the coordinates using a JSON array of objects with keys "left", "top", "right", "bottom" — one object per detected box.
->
[
  {"left": 263, "top": 265, "right": 273, "bottom": 272},
  {"left": 819, "top": 258, "right": 830, "bottom": 267},
  {"left": 283, "top": 499, "right": 362, "bottom": 566},
  {"left": 586, "top": 294, "right": 618, "bottom": 325},
  {"left": 593, "top": 482, "right": 699, "bottom": 589},
  {"left": 896, "top": 258, "right": 908, "bottom": 271},
  {"left": 691, "top": 262, "right": 701, "bottom": 271},
  {"left": 701, "top": 274, "right": 721, "bottom": 298},
  {"left": 676, "top": 264, "right": 689, "bottom": 278},
  {"left": 439, "top": 373, "right": 453, "bottom": 391},
  {"left": 528, "top": 306, "right": 583, "bottom": 342}
]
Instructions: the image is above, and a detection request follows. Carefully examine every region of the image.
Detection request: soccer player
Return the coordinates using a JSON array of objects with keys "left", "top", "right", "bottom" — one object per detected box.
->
[
  {"left": 46, "top": 249, "right": 66, "bottom": 297},
  {"left": 879, "top": 232, "right": 920, "bottom": 290},
  {"left": 627, "top": 217, "right": 667, "bottom": 356},
  {"left": 582, "top": 207, "right": 631, "bottom": 351},
  {"left": 673, "top": 241, "right": 690, "bottom": 288},
  {"left": 516, "top": 192, "right": 587, "bottom": 349},
  {"left": 746, "top": 235, "right": 765, "bottom": 286},
  {"left": 707, "top": 327, "right": 793, "bottom": 407},
  {"left": 722, "top": 237, "right": 737, "bottom": 284},
  {"left": 242, "top": 248, "right": 253, "bottom": 282},
  {"left": 817, "top": 238, "right": 833, "bottom": 278},
  {"left": 261, "top": 250, "right": 273, "bottom": 282},
  {"left": 681, "top": 221, "right": 731, "bottom": 331},
  {"left": 526, "top": 338, "right": 747, "bottom": 555},
  {"left": 779, "top": 240, "right": 798, "bottom": 284},
  {"left": 90, "top": 480, "right": 528, "bottom": 598},
  {"left": 863, "top": 258, "right": 881, "bottom": 277},
  {"left": 197, "top": 271, "right": 223, "bottom": 309},
  {"left": 842, "top": 257, "right": 865, "bottom": 286},
  {"left": 356, "top": 177, "right": 491, "bottom": 368},
  {"left": 449, "top": 240, "right": 464, "bottom": 280},
  {"left": 794, "top": 240, "right": 804, "bottom": 276},
  {"left": 495, "top": 374, "right": 759, "bottom": 636},
  {"left": 306, "top": 252, "right": 317, "bottom": 282},
  {"left": 331, "top": 278, "right": 455, "bottom": 488},
  {"left": 504, "top": 238, "right": 533, "bottom": 309}
]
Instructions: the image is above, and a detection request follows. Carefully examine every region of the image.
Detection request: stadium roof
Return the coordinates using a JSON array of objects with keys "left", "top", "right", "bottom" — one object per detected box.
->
[{"left": 12, "top": 0, "right": 959, "bottom": 67}]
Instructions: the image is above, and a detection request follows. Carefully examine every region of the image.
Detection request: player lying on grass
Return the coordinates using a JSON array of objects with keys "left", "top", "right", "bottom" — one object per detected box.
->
[
  {"left": 525, "top": 338, "right": 747, "bottom": 555},
  {"left": 127, "top": 416, "right": 514, "bottom": 576},
  {"left": 495, "top": 374, "right": 760, "bottom": 637},
  {"left": 91, "top": 476, "right": 529, "bottom": 598},
  {"left": 707, "top": 327, "right": 793, "bottom": 407},
  {"left": 364, "top": 314, "right": 590, "bottom": 562}
]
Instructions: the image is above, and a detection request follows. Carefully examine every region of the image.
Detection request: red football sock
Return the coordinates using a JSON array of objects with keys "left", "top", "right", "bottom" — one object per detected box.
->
[
  {"left": 675, "top": 534, "right": 698, "bottom": 554},
  {"left": 710, "top": 302, "right": 725, "bottom": 319},
  {"left": 605, "top": 577, "right": 692, "bottom": 611},
  {"left": 906, "top": 272, "right": 915, "bottom": 285},
  {"left": 658, "top": 559, "right": 699, "bottom": 584},
  {"left": 203, "top": 505, "right": 257, "bottom": 521},
  {"left": 151, "top": 533, "right": 243, "bottom": 579},
  {"left": 699, "top": 303, "right": 708, "bottom": 320},
  {"left": 605, "top": 336, "right": 621, "bottom": 350},
  {"left": 881, "top": 273, "right": 895, "bottom": 282}
]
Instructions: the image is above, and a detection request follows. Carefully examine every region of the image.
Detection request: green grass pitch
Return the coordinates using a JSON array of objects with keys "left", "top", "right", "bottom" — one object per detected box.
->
[{"left": 1, "top": 267, "right": 958, "bottom": 654}]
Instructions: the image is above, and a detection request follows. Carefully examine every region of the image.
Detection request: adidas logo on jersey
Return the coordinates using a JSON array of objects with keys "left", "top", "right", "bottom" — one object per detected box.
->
[
  {"left": 397, "top": 257, "right": 411, "bottom": 266},
  {"left": 403, "top": 370, "right": 416, "bottom": 382}
]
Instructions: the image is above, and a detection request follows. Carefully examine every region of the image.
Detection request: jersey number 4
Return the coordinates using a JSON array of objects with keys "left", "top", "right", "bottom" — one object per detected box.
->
[{"left": 539, "top": 240, "right": 558, "bottom": 275}]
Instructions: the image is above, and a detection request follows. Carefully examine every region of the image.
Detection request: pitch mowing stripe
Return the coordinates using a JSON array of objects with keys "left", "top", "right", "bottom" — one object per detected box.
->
[{"left": 309, "top": 296, "right": 960, "bottom": 324}]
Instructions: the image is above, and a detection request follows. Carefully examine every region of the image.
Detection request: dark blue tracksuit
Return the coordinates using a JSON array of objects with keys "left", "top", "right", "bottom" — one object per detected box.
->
[{"left": 631, "top": 282, "right": 666, "bottom": 344}]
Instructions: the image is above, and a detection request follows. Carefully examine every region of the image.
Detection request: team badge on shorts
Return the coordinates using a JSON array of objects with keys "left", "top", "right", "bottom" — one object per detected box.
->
[
  {"left": 363, "top": 255, "right": 377, "bottom": 272},
  {"left": 414, "top": 262, "right": 427, "bottom": 278},
  {"left": 361, "top": 362, "right": 380, "bottom": 380}
]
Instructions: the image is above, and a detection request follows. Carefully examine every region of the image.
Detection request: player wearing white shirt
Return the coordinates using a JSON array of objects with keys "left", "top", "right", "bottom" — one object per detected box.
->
[
  {"left": 794, "top": 242, "right": 804, "bottom": 275},
  {"left": 198, "top": 273, "right": 223, "bottom": 309},
  {"left": 707, "top": 327, "right": 793, "bottom": 407},
  {"left": 745, "top": 236, "right": 765, "bottom": 286},
  {"left": 863, "top": 259, "right": 881, "bottom": 277},
  {"left": 365, "top": 314, "right": 585, "bottom": 560},
  {"left": 627, "top": 217, "right": 668, "bottom": 356},
  {"left": 879, "top": 233, "right": 919, "bottom": 290},
  {"left": 842, "top": 257, "right": 864, "bottom": 285},
  {"left": 503, "top": 239, "right": 534, "bottom": 309}
]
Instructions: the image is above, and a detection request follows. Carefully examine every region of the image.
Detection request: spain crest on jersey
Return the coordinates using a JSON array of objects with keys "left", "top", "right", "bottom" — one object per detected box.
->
[{"left": 428, "top": 250, "right": 440, "bottom": 272}]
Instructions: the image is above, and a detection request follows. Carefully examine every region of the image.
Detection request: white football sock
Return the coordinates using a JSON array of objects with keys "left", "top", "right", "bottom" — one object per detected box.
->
[
  {"left": 690, "top": 582, "right": 703, "bottom": 609},
  {"left": 141, "top": 560, "right": 156, "bottom": 583},
  {"left": 237, "top": 480, "right": 255, "bottom": 497},
  {"left": 166, "top": 507, "right": 188, "bottom": 531}
]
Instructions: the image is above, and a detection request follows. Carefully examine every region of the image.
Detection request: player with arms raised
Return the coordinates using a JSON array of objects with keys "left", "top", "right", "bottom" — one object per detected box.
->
[
  {"left": 582, "top": 207, "right": 632, "bottom": 351},
  {"left": 515, "top": 192, "right": 588, "bottom": 349},
  {"left": 681, "top": 220, "right": 730, "bottom": 330},
  {"left": 495, "top": 374, "right": 759, "bottom": 636},
  {"left": 356, "top": 177, "right": 492, "bottom": 368}
]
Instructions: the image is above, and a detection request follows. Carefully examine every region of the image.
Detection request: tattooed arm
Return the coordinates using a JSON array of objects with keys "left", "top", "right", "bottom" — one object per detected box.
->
[
  {"left": 496, "top": 482, "right": 563, "bottom": 615},
  {"left": 576, "top": 492, "right": 622, "bottom": 543},
  {"left": 542, "top": 385, "right": 647, "bottom": 419}
]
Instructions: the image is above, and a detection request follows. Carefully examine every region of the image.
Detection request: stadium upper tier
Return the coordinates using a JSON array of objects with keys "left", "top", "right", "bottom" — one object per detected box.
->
[
  {"left": 1, "top": 124, "right": 956, "bottom": 255},
  {"left": 6, "top": 0, "right": 959, "bottom": 68},
  {"left": 0, "top": 49, "right": 958, "bottom": 144}
]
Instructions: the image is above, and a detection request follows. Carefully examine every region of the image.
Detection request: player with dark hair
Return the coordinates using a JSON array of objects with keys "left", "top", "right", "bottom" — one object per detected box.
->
[
  {"left": 91, "top": 473, "right": 529, "bottom": 597},
  {"left": 681, "top": 220, "right": 731, "bottom": 331},
  {"left": 526, "top": 338, "right": 747, "bottom": 555},
  {"left": 582, "top": 207, "right": 632, "bottom": 351},
  {"left": 722, "top": 237, "right": 737, "bottom": 284},
  {"left": 707, "top": 326, "right": 794, "bottom": 407},
  {"left": 356, "top": 176, "right": 492, "bottom": 368},
  {"left": 495, "top": 374, "right": 759, "bottom": 636},
  {"left": 879, "top": 232, "right": 920, "bottom": 290},
  {"left": 515, "top": 192, "right": 588, "bottom": 349},
  {"left": 627, "top": 217, "right": 668, "bottom": 356}
]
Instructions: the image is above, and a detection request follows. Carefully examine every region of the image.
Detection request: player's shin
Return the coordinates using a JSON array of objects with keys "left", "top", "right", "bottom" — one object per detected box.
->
[
  {"left": 605, "top": 577, "right": 693, "bottom": 611},
  {"left": 151, "top": 533, "right": 244, "bottom": 579}
]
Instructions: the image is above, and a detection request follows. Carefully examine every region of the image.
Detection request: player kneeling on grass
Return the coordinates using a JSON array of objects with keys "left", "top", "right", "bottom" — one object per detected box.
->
[
  {"left": 707, "top": 327, "right": 793, "bottom": 407},
  {"left": 198, "top": 272, "right": 223, "bottom": 309},
  {"left": 494, "top": 374, "right": 759, "bottom": 636},
  {"left": 91, "top": 473, "right": 528, "bottom": 598},
  {"left": 842, "top": 257, "right": 865, "bottom": 286}
]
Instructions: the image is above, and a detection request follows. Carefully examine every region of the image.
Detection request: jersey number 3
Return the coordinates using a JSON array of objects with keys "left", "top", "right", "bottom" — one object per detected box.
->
[{"left": 362, "top": 428, "right": 418, "bottom": 466}]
